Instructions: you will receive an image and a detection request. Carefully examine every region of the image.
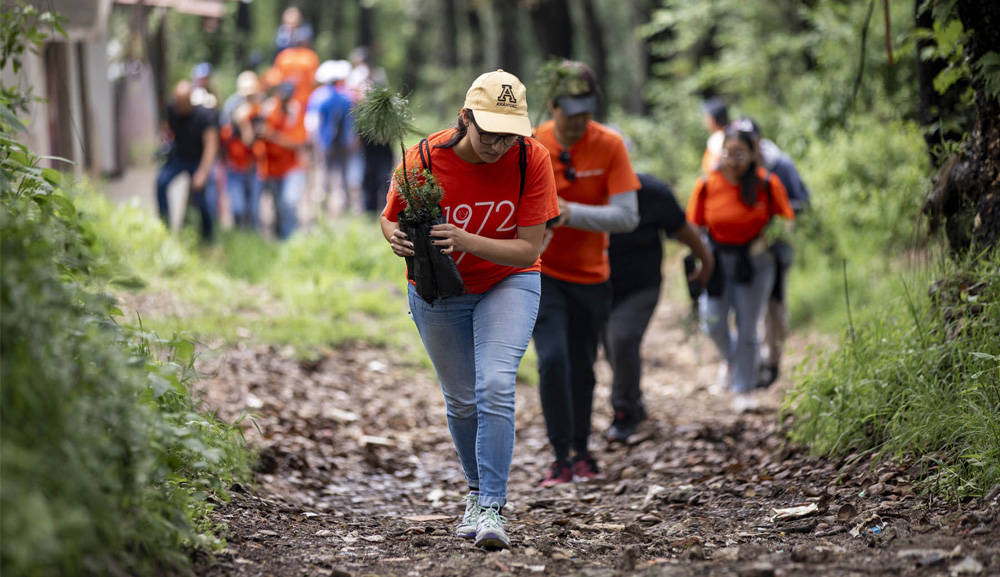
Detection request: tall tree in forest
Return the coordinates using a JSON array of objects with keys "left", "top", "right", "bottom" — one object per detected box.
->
[
  {"left": 579, "top": 0, "right": 608, "bottom": 118},
  {"left": 495, "top": 0, "right": 522, "bottom": 74},
  {"left": 924, "top": 0, "right": 1000, "bottom": 252},
  {"left": 466, "top": 1, "right": 485, "bottom": 71},
  {"left": 442, "top": 0, "right": 459, "bottom": 70},
  {"left": 359, "top": 1, "right": 374, "bottom": 54},
  {"left": 402, "top": 0, "right": 432, "bottom": 91},
  {"left": 526, "top": 0, "right": 573, "bottom": 59}
]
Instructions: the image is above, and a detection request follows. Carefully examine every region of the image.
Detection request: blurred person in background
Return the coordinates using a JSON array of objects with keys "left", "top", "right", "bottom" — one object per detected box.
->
[
  {"left": 220, "top": 92, "right": 261, "bottom": 229},
  {"left": 190, "top": 62, "right": 218, "bottom": 110},
  {"left": 308, "top": 60, "right": 357, "bottom": 217},
  {"left": 273, "top": 6, "right": 313, "bottom": 59},
  {"left": 701, "top": 97, "right": 729, "bottom": 174},
  {"left": 685, "top": 120, "right": 795, "bottom": 413},
  {"left": 273, "top": 26, "right": 320, "bottom": 112},
  {"left": 254, "top": 71, "right": 307, "bottom": 240},
  {"left": 532, "top": 61, "right": 640, "bottom": 487},
  {"left": 736, "top": 117, "right": 811, "bottom": 389},
  {"left": 359, "top": 66, "right": 394, "bottom": 216},
  {"left": 155, "top": 80, "right": 218, "bottom": 243},
  {"left": 605, "top": 173, "right": 714, "bottom": 442}
]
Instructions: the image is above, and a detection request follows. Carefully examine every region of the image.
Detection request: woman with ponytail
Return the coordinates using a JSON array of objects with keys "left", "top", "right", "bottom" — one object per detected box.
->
[{"left": 685, "top": 120, "right": 795, "bottom": 413}]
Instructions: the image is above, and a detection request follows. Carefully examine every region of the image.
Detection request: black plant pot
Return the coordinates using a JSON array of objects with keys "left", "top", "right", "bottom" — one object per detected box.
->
[{"left": 398, "top": 211, "right": 466, "bottom": 304}]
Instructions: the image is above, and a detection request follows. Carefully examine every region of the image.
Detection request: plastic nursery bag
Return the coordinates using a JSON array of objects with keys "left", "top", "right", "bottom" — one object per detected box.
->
[{"left": 399, "top": 212, "right": 466, "bottom": 304}]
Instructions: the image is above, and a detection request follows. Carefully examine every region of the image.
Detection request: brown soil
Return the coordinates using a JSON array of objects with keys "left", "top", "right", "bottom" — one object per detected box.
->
[{"left": 190, "top": 298, "right": 999, "bottom": 577}]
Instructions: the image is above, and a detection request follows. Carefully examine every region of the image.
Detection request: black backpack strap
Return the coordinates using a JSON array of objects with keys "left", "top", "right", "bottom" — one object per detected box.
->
[{"left": 418, "top": 138, "right": 433, "bottom": 173}]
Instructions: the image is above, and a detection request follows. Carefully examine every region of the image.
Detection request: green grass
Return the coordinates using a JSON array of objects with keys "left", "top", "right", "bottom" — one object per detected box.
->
[{"left": 784, "top": 251, "right": 1000, "bottom": 497}]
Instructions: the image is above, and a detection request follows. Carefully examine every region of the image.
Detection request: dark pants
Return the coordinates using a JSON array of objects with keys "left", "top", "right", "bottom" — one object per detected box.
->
[
  {"left": 533, "top": 274, "right": 611, "bottom": 461},
  {"left": 361, "top": 139, "right": 394, "bottom": 215},
  {"left": 605, "top": 286, "right": 660, "bottom": 423},
  {"left": 156, "top": 155, "right": 214, "bottom": 242}
]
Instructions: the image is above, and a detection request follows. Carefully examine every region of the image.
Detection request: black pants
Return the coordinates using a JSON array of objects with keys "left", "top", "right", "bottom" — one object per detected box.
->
[
  {"left": 361, "top": 139, "right": 394, "bottom": 215},
  {"left": 604, "top": 285, "right": 660, "bottom": 423},
  {"left": 533, "top": 274, "right": 611, "bottom": 461}
]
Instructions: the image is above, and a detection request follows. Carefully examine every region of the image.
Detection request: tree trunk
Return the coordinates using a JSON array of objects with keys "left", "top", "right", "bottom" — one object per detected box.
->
[
  {"left": 359, "top": 2, "right": 374, "bottom": 53},
  {"left": 926, "top": 0, "right": 1000, "bottom": 252},
  {"left": 579, "top": 0, "right": 608, "bottom": 118},
  {"left": 495, "top": 0, "right": 522, "bottom": 74},
  {"left": 526, "top": 0, "right": 573, "bottom": 59},
  {"left": 640, "top": 0, "right": 671, "bottom": 113},
  {"left": 442, "top": 0, "right": 459, "bottom": 69},
  {"left": 466, "top": 1, "right": 484, "bottom": 71},
  {"left": 402, "top": 3, "right": 430, "bottom": 91}
]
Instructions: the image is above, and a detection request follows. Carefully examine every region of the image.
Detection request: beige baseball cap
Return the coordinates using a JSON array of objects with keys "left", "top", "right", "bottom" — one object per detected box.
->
[{"left": 463, "top": 69, "right": 532, "bottom": 137}]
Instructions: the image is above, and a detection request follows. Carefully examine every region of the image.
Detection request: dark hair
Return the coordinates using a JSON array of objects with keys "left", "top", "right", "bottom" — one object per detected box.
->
[
  {"left": 435, "top": 109, "right": 525, "bottom": 151},
  {"left": 703, "top": 97, "right": 729, "bottom": 127},
  {"left": 435, "top": 109, "right": 472, "bottom": 149},
  {"left": 723, "top": 124, "right": 760, "bottom": 207}
]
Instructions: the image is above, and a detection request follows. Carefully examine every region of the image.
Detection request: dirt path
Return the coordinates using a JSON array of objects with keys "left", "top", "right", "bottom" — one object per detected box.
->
[{"left": 191, "top": 297, "right": 999, "bottom": 577}]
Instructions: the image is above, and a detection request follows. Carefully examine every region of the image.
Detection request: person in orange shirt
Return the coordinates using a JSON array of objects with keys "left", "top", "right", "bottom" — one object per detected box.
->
[
  {"left": 686, "top": 119, "right": 795, "bottom": 413},
  {"left": 273, "top": 27, "right": 320, "bottom": 114},
  {"left": 255, "top": 79, "right": 308, "bottom": 239},
  {"left": 381, "top": 70, "right": 558, "bottom": 550},
  {"left": 220, "top": 72, "right": 262, "bottom": 228},
  {"left": 532, "top": 61, "right": 640, "bottom": 487}
]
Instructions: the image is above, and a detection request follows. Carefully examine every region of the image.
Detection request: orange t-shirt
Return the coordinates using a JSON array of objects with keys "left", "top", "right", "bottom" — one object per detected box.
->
[
  {"left": 255, "top": 98, "right": 307, "bottom": 179},
  {"left": 220, "top": 124, "right": 253, "bottom": 171},
  {"left": 686, "top": 167, "right": 795, "bottom": 245},
  {"left": 534, "top": 120, "right": 641, "bottom": 285},
  {"left": 273, "top": 47, "right": 320, "bottom": 108},
  {"left": 383, "top": 129, "right": 559, "bottom": 294}
]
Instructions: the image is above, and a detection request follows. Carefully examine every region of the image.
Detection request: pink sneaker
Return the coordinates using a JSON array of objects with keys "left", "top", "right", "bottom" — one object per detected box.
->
[
  {"left": 540, "top": 460, "right": 573, "bottom": 487},
  {"left": 571, "top": 454, "right": 604, "bottom": 480}
]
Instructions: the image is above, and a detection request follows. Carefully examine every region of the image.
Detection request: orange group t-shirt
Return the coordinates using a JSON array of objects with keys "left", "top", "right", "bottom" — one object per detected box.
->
[
  {"left": 255, "top": 98, "right": 307, "bottom": 179},
  {"left": 686, "top": 167, "right": 795, "bottom": 245},
  {"left": 533, "top": 120, "right": 641, "bottom": 285},
  {"left": 273, "top": 47, "right": 320, "bottom": 108},
  {"left": 383, "top": 129, "right": 559, "bottom": 294},
  {"left": 220, "top": 124, "right": 253, "bottom": 172}
]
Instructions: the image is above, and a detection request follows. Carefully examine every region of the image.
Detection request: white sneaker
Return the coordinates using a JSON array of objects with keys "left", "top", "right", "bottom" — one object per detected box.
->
[
  {"left": 732, "top": 393, "right": 759, "bottom": 414},
  {"left": 474, "top": 504, "right": 510, "bottom": 550},
  {"left": 455, "top": 492, "right": 481, "bottom": 539},
  {"left": 712, "top": 363, "right": 732, "bottom": 394}
]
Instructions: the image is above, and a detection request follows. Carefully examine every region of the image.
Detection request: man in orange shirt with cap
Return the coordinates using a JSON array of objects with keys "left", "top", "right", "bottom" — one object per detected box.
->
[{"left": 532, "top": 61, "right": 640, "bottom": 486}]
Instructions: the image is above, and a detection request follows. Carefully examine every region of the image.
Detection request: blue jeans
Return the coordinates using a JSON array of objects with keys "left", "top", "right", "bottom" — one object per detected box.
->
[
  {"left": 156, "top": 155, "right": 215, "bottom": 241},
  {"left": 408, "top": 272, "right": 541, "bottom": 509},
  {"left": 257, "top": 169, "right": 305, "bottom": 240},
  {"left": 226, "top": 167, "right": 260, "bottom": 228},
  {"left": 533, "top": 275, "right": 611, "bottom": 461},
  {"left": 700, "top": 250, "right": 776, "bottom": 393}
]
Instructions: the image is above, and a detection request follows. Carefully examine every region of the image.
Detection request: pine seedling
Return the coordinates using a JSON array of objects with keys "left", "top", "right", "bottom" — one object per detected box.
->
[
  {"left": 533, "top": 58, "right": 591, "bottom": 127},
  {"left": 353, "top": 86, "right": 443, "bottom": 221}
]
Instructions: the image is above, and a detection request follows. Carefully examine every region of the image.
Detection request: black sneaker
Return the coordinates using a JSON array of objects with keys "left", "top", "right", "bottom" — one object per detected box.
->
[
  {"left": 607, "top": 412, "right": 638, "bottom": 443},
  {"left": 756, "top": 363, "right": 779, "bottom": 389}
]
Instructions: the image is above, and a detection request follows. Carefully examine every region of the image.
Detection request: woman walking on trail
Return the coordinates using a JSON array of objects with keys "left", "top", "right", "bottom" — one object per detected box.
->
[
  {"left": 686, "top": 120, "right": 795, "bottom": 413},
  {"left": 532, "top": 61, "right": 641, "bottom": 487},
  {"left": 380, "top": 70, "right": 559, "bottom": 550}
]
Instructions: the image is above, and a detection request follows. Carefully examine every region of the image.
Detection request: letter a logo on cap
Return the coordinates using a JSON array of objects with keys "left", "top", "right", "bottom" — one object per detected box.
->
[{"left": 497, "top": 84, "right": 517, "bottom": 104}]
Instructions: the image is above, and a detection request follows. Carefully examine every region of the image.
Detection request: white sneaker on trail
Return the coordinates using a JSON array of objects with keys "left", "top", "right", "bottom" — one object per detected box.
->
[
  {"left": 474, "top": 505, "right": 510, "bottom": 550},
  {"left": 456, "top": 492, "right": 481, "bottom": 539},
  {"left": 732, "top": 393, "right": 759, "bottom": 414}
]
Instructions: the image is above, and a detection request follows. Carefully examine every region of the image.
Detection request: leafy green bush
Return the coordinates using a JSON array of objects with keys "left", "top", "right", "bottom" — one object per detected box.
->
[
  {"left": 2, "top": 8, "right": 251, "bottom": 573},
  {"left": 785, "top": 253, "right": 1000, "bottom": 497}
]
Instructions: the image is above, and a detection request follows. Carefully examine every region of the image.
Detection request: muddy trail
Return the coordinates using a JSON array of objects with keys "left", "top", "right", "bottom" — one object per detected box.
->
[{"left": 190, "top": 298, "right": 999, "bottom": 577}]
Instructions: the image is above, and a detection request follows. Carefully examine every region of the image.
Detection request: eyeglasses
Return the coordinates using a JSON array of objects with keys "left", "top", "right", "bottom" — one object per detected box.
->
[
  {"left": 720, "top": 150, "right": 750, "bottom": 162},
  {"left": 468, "top": 114, "right": 520, "bottom": 147},
  {"left": 558, "top": 150, "right": 576, "bottom": 182}
]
